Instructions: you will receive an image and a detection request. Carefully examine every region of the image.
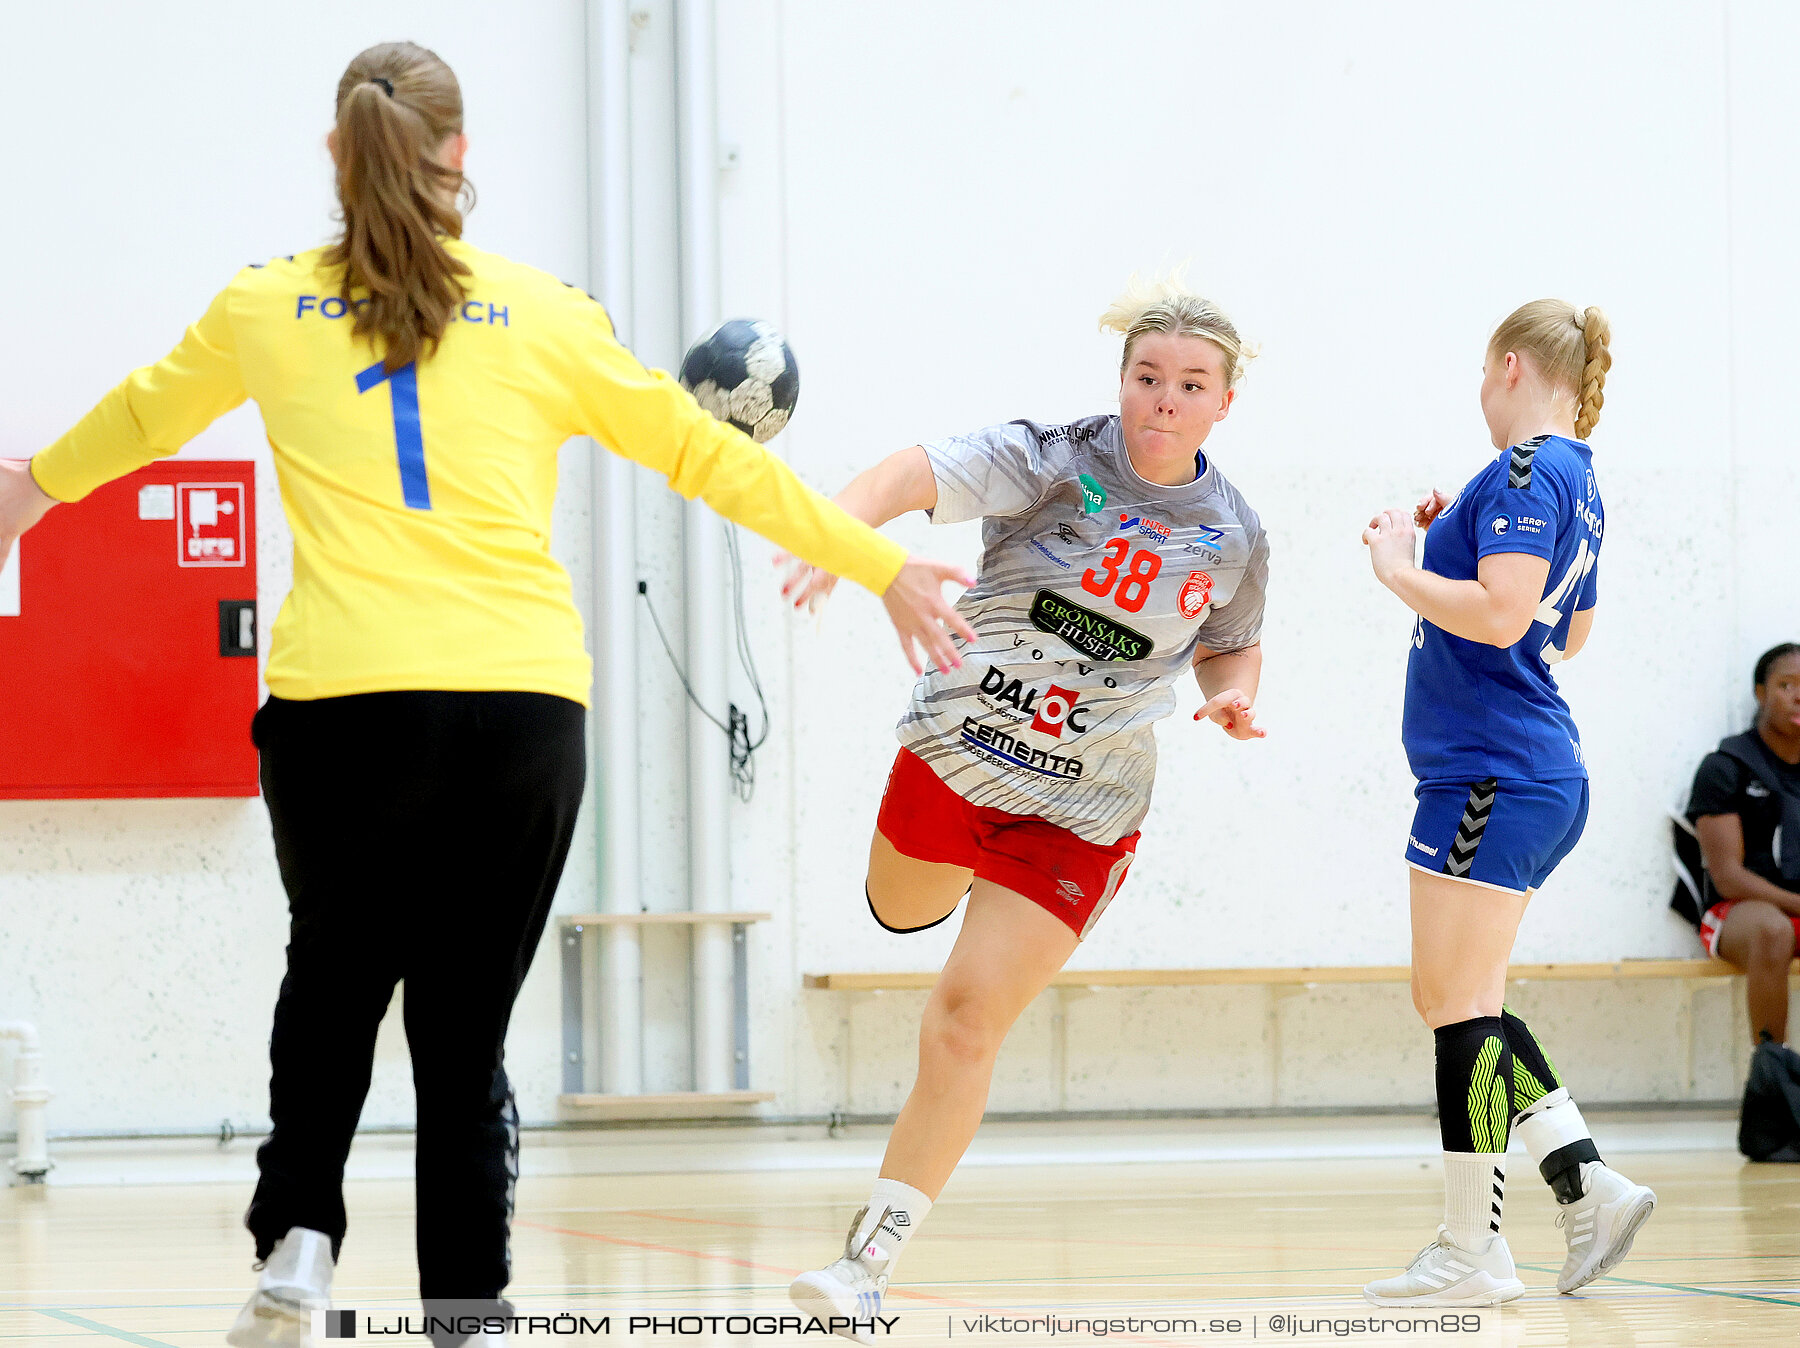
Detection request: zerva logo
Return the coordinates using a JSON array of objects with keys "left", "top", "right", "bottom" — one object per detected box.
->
[{"left": 1189, "top": 523, "right": 1225, "bottom": 548}]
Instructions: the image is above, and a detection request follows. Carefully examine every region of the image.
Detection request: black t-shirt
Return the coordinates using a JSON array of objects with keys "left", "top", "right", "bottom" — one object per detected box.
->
[{"left": 1687, "top": 740, "right": 1800, "bottom": 908}]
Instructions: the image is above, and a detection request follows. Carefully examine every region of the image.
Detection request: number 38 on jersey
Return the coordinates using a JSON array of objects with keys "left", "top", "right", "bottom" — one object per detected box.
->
[{"left": 1081, "top": 538, "right": 1162, "bottom": 613}]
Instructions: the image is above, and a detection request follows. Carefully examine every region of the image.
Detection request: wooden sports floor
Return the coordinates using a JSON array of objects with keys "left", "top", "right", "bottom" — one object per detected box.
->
[{"left": 4, "top": 1149, "right": 1797, "bottom": 1345}]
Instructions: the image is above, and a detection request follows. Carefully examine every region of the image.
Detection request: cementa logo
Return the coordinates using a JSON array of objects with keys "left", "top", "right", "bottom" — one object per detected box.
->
[{"left": 1078, "top": 474, "right": 1106, "bottom": 514}]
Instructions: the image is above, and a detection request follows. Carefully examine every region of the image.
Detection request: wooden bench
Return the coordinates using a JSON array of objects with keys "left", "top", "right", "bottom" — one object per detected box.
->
[
  {"left": 560, "top": 912, "right": 777, "bottom": 1117},
  {"left": 803, "top": 959, "right": 1750, "bottom": 990},
  {"left": 804, "top": 959, "right": 1788, "bottom": 1114}
]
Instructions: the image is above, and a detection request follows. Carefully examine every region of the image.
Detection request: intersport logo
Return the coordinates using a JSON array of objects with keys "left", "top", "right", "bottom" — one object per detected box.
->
[{"left": 1117, "top": 512, "right": 1172, "bottom": 541}]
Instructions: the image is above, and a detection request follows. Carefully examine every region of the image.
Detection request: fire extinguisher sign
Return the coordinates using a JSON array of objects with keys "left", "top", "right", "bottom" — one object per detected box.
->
[{"left": 176, "top": 483, "right": 247, "bottom": 568}]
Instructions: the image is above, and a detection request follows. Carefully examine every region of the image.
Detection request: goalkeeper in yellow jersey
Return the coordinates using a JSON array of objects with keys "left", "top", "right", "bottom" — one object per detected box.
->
[{"left": 0, "top": 40, "right": 973, "bottom": 1348}]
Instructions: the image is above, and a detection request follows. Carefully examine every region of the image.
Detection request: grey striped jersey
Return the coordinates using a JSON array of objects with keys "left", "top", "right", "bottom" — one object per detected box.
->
[{"left": 897, "top": 414, "right": 1269, "bottom": 844}]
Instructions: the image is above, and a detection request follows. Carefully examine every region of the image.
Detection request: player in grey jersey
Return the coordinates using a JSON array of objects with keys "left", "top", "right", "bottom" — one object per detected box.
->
[
  {"left": 897, "top": 410, "right": 1268, "bottom": 846},
  {"left": 785, "top": 276, "right": 1270, "bottom": 1339}
]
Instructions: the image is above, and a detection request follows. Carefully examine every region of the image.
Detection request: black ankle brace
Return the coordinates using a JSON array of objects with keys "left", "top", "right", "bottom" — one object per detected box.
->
[{"left": 1540, "top": 1137, "right": 1602, "bottom": 1204}]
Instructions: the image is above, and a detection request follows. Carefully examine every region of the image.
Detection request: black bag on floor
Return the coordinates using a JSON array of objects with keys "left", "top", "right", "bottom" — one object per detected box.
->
[{"left": 1739, "top": 1039, "right": 1800, "bottom": 1162}]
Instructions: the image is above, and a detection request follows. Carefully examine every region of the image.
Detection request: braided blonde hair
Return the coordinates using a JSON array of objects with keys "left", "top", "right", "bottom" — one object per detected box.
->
[
  {"left": 1099, "top": 272, "right": 1255, "bottom": 389},
  {"left": 1488, "top": 300, "right": 1613, "bottom": 439}
]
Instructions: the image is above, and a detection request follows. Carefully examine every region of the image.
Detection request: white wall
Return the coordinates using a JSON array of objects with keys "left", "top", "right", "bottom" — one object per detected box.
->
[
  {"left": 0, "top": 1, "right": 595, "bottom": 1134},
  {"left": 2, "top": 1, "right": 1794, "bottom": 1139},
  {"left": 1726, "top": 3, "right": 1800, "bottom": 698},
  {"left": 730, "top": 0, "right": 1798, "bottom": 1114},
  {"left": 763, "top": 0, "right": 1742, "bottom": 981}
]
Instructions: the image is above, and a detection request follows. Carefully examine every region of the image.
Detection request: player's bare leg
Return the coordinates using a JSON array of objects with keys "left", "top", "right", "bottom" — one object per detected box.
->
[
  {"left": 1368, "top": 870, "right": 1529, "bottom": 1306},
  {"left": 1371, "top": 870, "right": 1652, "bottom": 1302},
  {"left": 880, "top": 879, "right": 1079, "bottom": 1195},
  {"left": 1408, "top": 869, "right": 1526, "bottom": 1028},
  {"left": 1715, "top": 900, "right": 1796, "bottom": 1046},
  {"left": 791, "top": 874, "right": 1078, "bottom": 1340},
  {"left": 864, "top": 831, "right": 971, "bottom": 933}
]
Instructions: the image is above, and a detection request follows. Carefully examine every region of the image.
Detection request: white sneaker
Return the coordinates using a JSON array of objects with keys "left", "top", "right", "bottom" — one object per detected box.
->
[
  {"left": 1364, "top": 1225, "right": 1525, "bottom": 1306},
  {"left": 788, "top": 1205, "right": 892, "bottom": 1344},
  {"left": 1556, "top": 1162, "right": 1656, "bottom": 1293},
  {"left": 226, "top": 1227, "right": 335, "bottom": 1348}
]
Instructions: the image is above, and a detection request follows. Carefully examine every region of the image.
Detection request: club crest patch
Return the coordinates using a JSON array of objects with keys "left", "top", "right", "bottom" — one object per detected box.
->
[{"left": 1178, "top": 570, "right": 1214, "bottom": 619}]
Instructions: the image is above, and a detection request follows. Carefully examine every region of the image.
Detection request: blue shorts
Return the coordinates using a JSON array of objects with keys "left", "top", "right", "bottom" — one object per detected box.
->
[{"left": 1404, "top": 777, "right": 1589, "bottom": 894}]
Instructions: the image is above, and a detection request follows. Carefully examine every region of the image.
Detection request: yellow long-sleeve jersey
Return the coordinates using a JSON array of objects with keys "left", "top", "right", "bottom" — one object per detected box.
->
[{"left": 30, "top": 240, "right": 905, "bottom": 706}]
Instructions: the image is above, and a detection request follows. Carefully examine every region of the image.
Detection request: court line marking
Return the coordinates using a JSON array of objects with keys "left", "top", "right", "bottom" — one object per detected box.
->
[
  {"left": 28, "top": 1311, "right": 178, "bottom": 1348},
  {"left": 611, "top": 1206, "right": 1380, "bottom": 1256},
  {"left": 510, "top": 1221, "right": 1191, "bottom": 1348},
  {"left": 513, "top": 1217, "right": 982, "bottom": 1311},
  {"left": 1516, "top": 1263, "right": 1800, "bottom": 1307}
]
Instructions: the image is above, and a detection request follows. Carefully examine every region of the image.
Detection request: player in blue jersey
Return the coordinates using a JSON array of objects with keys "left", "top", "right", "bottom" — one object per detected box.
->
[{"left": 1359, "top": 301, "right": 1655, "bottom": 1305}]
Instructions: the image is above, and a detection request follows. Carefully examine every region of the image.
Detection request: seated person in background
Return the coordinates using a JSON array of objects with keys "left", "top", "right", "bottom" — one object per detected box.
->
[{"left": 1688, "top": 642, "right": 1800, "bottom": 1046}]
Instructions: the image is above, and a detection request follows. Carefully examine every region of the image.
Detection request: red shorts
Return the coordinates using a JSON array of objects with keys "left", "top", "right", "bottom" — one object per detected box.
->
[
  {"left": 875, "top": 748, "right": 1138, "bottom": 939},
  {"left": 1700, "top": 900, "right": 1800, "bottom": 957}
]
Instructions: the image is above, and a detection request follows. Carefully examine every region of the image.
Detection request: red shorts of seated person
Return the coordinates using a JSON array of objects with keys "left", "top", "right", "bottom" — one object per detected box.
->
[
  {"left": 1700, "top": 900, "right": 1800, "bottom": 958},
  {"left": 875, "top": 748, "right": 1138, "bottom": 940}
]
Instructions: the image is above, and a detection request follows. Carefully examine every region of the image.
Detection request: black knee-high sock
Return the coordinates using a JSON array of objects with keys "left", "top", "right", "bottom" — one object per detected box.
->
[
  {"left": 1501, "top": 1006, "right": 1601, "bottom": 1204},
  {"left": 1435, "top": 1017, "right": 1512, "bottom": 1245},
  {"left": 1500, "top": 1005, "right": 1563, "bottom": 1116},
  {"left": 1436, "top": 1016, "right": 1514, "bottom": 1152}
]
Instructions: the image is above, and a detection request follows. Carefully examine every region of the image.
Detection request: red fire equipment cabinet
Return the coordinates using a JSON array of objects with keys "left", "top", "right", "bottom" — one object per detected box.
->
[{"left": 0, "top": 460, "right": 261, "bottom": 799}]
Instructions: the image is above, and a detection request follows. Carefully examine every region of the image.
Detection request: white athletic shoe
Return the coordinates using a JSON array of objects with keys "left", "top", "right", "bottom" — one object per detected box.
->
[
  {"left": 788, "top": 1205, "right": 892, "bottom": 1344},
  {"left": 1556, "top": 1162, "right": 1657, "bottom": 1293},
  {"left": 1363, "top": 1225, "right": 1525, "bottom": 1306},
  {"left": 226, "top": 1227, "right": 334, "bottom": 1348}
]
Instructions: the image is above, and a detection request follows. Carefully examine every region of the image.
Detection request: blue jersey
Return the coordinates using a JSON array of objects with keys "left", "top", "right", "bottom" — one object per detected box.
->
[{"left": 1402, "top": 435, "right": 1603, "bottom": 782}]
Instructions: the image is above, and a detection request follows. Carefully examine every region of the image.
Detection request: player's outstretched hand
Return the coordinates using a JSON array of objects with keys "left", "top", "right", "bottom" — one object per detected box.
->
[
  {"left": 1362, "top": 507, "right": 1417, "bottom": 585},
  {"left": 0, "top": 458, "right": 56, "bottom": 577},
  {"left": 882, "top": 556, "right": 977, "bottom": 676},
  {"left": 1194, "top": 688, "right": 1264, "bottom": 740},
  {"left": 774, "top": 551, "right": 839, "bottom": 613},
  {"left": 1413, "top": 488, "right": 1453, "bottom": 529}
]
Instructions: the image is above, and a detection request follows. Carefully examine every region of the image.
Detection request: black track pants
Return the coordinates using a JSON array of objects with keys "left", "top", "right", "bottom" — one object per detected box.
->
[{"left": 245, "top": 691, "right": 586, "bottom": 1303}]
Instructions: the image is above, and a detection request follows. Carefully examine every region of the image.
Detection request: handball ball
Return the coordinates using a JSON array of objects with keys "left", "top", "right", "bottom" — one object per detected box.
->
[{"left": 679, "top": 318, "right": 799, "bottom": 443}]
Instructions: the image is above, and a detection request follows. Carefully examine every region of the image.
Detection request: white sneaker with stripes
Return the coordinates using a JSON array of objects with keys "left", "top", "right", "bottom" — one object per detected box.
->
[
  {"left": 1363, "top": 1225, "right": 1525, "bottom": 1306},
  {"left": 1556, "top": 1162, "right": 1657, "bottom": 1293},
  {"left": 788, "top": 1205, "right": 892, "bottom": 1344},
  {"left": 226, "top": 1227, "right": 334, "bottom": 1348}
]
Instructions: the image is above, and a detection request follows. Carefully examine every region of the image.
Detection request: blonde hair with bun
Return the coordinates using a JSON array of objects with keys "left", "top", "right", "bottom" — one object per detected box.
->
[{"left": 1099, "top": 271, "right": 1255, "bottom": 389}]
